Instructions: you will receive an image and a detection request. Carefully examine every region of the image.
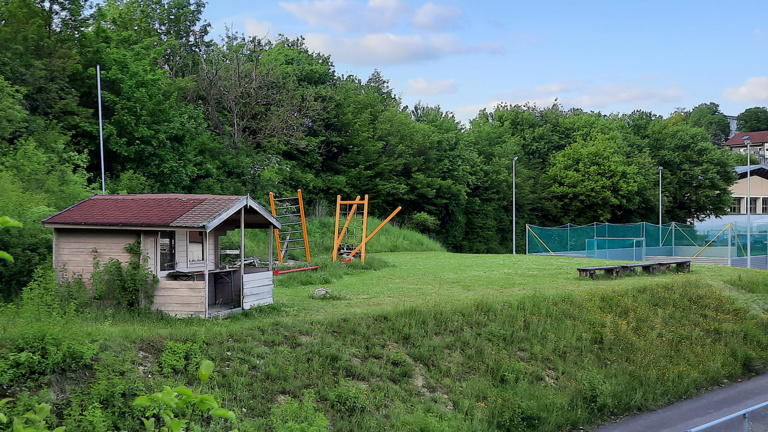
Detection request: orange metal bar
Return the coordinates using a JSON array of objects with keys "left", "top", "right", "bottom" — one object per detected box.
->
[
  {"left": 348, "top": 206, "right": 401, "bottom": 259},
  {"left": 269, "top": 192, "right": 284, "bottom": 263},
  {"left": 273, "top": 265, "right": 320, "bottom": 276},
  {"left": 333, "top": 195, "right": 341, "bottom": 261},
  {"left": 334, "top": 196, "right": 360, "bottom": 261},
  {"left": 297, "top": 189, "right": 311, "bottom": 263},
  {"left": 361, "top": 195, "right": 369, "bottom": 263}
]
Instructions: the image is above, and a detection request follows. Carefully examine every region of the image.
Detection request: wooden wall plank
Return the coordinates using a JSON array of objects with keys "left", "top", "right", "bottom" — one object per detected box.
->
[
  {"left": 244, "top": 284, "right": 272, "bottom": 295},
  {"left": 244, "top": 280, "right": 273, "bottom": 290},
  {"left": 243, "top": 272, "right": 272, "bottom": 284},
  {"left": 243, "top": 298, "right": 273, "bottom": 309},
  {"left": 54, "top": 229, "right": 140, "bottom": 284}
]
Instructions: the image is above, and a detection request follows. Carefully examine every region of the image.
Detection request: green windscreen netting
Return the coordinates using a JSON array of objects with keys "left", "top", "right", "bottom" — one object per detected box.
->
[
  {"left": 527, "top": 222, "right": 768, "bottom": 268},
  {"left": 526, "top": 222, "right": 700, "bottom": 255}
]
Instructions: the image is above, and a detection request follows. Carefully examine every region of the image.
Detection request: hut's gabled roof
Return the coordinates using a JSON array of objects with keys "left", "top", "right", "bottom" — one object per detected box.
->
[{"left": 42, "top": 194, "right": 280, "bottom": 231}]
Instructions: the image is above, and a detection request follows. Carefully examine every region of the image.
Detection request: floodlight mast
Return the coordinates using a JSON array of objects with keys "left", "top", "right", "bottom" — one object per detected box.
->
[
  {"left": 513, "top": 156, "right": 519, "bottom": 254},
  {"left": 97, "top": 64, "right": 105, "bottom": 194},
  {"left": 659, "top": 166, "right": 663, "bottom": 246},
  {"left": 746, "top": 139, "right": 752, "bottom": 269}
]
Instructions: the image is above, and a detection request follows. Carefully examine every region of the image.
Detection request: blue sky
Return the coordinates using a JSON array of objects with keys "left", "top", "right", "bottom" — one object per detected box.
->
[{"left": 201, "top": 0, "right": 768, "bottom": 123}]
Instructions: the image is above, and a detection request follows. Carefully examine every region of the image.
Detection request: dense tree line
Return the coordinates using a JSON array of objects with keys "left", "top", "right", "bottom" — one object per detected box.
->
[{"left": 0, "top": 0, "right": 745, "bottom": 298}]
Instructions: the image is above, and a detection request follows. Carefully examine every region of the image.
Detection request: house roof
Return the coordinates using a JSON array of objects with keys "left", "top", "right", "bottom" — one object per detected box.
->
[
  {"left": 724, "top": 131, "right": 768, "bottom": 147},
  {"left": 735, "top": 164, "right": 768, "bottom": 180},
  {"left": 42, "top": 194, "right": 280, "bottom": 231}
]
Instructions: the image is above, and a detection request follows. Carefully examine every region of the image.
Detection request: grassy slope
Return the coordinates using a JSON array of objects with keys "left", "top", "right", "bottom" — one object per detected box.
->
[{"left": 3, "top": 248, "right": 768, "bottom": 430}]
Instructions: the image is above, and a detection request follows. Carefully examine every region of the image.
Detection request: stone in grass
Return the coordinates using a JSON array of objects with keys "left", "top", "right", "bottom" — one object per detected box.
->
[{"left": 314, "top": 288, "right": 331, "bottom": 297}]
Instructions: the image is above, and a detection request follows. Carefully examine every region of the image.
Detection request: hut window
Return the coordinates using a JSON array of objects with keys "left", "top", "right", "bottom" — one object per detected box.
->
[
  {"left": 188, "top": 231, "right": 204, "bottom": 264},
  {"left": 160, "top": 231, "right": 176, "bottom": 271}
]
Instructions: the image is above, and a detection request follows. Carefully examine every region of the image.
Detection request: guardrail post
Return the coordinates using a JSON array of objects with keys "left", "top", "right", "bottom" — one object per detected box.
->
[{"left": 744, "top": 412, "right": 749, "bottom": 432}]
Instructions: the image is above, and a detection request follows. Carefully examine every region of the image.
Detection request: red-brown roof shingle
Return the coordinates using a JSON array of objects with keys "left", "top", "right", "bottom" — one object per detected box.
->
[
  {"left": 724, "top": 131, "right": 768, "bottom": 147},
  {"left": 43, "top": 194, "right": 244, "bottom": 227}
]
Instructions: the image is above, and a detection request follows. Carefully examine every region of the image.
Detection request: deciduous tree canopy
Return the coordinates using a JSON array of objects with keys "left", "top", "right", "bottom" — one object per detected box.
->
[{"left": 737, "top": 107, "right": 768, "bottom": 133}]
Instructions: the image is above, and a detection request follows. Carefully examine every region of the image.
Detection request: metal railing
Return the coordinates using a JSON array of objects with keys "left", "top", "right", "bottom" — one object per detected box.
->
[{"left": 686, "top": 400, "right": 768, "bottom": 432}]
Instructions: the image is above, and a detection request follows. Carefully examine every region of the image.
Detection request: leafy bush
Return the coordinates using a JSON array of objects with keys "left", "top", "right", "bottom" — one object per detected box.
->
[
  {"left": 91, "top": 240, "right": 158, "bottom": 310},
  {"left": 0, "top": 328, "right": 98, "bottom": 386},
  {"left": 133, "top": 360, "right": 238, "bottom": 432},
  {"left": 328, "top": 380, "right": 370, "bottom": 415},
  {"left": 408, "top": 212, "right": 439, "bottom": 234},
  {"left": 161, "top": 340, "right": 203, "bottom": 376},
  {"left": 0, "top": 215, "right": 22, "bottom": 262},
  {"left": 0, "top": 399, "right": 64, "bottom": 432},
  {"left": 269, "top": 390, "right": 330, "bottom": 432}
]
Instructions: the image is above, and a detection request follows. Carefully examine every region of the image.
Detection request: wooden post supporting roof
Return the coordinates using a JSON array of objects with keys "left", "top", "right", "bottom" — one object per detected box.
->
[{"left": 240, "top": 206, "right": 245, "bottom": 308}]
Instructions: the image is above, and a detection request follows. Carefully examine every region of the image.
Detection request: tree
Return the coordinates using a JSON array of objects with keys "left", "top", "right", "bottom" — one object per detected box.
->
[
  {"left": 689, "top": 102, "right": 730, "bottom": 145},
  {"left": 736, "top": 107, "right": 768, "bottom": 132},
  {"left": 543, "top": 133, "right": 654, "bottom": 225},
  {"left": 645, "top": 121, "right": 736, "bottom": 222}
]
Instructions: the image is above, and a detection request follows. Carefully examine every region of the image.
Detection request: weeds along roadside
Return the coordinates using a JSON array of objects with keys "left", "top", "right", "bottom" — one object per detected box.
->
[{"left": 2, "top": 261, "right": 768, "bottom": 431}]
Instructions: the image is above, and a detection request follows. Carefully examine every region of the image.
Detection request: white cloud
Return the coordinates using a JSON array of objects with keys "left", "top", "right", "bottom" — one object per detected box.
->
[
  {"left": 535, "top": 80, "right": 574, "bottom": 94},
  {"left": 407, "top": 78, "right": 458, "bottom": 96},
  {"left": 486, "top": 80, "right": 684, "bottom": 116},
  {"left": 281, "top": 0, "right": 468, "bottom": 33},
  {"left": 279, "top": 0, "right": 362, "bottom": 32},
  {"left": 305, "top": 32, "right": 499, "bottom": 65},
  {"left": 412, "top": 2, "right": 462, "bottom": 31},
  {"left": 242, "top": 18, "right": 274, "bottom": 38},
  {"left": 723, "top": 77, "right": 768, "bottom": 103},
  {"left": 366, "top": 0, "right": 410, "bottom": 30},
  {"left": 305, "top": 33, "right": 430, "bottom": 64},
  {"left": 453, "top": 102, "right": 500, "bottom": 123},
  {"left": 567, "top": 82, "right": 685, "bottom": 108},
  {"left": 280, "top": 0, "right": 410, "bottom": 32}
]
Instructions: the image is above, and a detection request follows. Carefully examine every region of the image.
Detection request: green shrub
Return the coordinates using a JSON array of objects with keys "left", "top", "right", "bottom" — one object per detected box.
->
[
  {"left": 0, "top": 399, "right": 64, "bottom": 432},
  {"left": 161, "top": 340, "right": 203, "bottom": 376},
  {"left": 133, "top": 360, "right": 238, "bottom": 432},
  {"left": 269, "top": 390, "right": 330, "bottom": 432},
  {"left": 0, "top": 327, "right": 98, "bottom": 386},
  {"left": 328, "top": 380, "right": 370, "bottom": 415},
  {"left": 408, "top": 212, "right": 439, "bottom": 234},
  {"left": 91, "top": 240, "right": 157, "bottom": 310}
]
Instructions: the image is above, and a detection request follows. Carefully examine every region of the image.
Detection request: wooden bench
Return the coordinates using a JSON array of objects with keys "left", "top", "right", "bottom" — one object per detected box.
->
[
  {"left": 656, "top": 260, "right": 691, "bottom": 273},
  {"left": 577, "top": 266, "right": 622, "bottom": 279},
  {"left": 619, "top": 262, "right": 659, "bottom": 275}
]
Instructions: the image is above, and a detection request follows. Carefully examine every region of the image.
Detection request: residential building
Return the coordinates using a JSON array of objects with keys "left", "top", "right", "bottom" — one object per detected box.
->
[{"left": 723, "top": 131, "right": 768, "bottom": 165}]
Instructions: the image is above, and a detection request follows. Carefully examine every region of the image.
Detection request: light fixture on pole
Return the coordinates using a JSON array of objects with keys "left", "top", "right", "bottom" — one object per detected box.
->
[
  {"left": 746, "top": 139, "right": 752, "bottom": 269},
  {"left": 513, "top": 156, "right": 519, "bottom": 255},
  {"left": 659, "top": 166, "right": 663, "bottom": 247}
]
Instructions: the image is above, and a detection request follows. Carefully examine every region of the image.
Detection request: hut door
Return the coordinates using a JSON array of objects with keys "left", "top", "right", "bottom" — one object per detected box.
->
[{"left": 145, "top": 235, "right": 158, "bottom": 275}]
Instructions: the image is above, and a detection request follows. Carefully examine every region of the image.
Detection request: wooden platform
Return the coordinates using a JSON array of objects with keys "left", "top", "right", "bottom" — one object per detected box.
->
[{"left": 578, "top": 260, "right": 691, "bottom": 279}]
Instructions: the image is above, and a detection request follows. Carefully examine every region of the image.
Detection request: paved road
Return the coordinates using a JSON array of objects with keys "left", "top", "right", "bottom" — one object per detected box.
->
[{"left": 592, "top": 373, "right": 768, "bottom": 432}]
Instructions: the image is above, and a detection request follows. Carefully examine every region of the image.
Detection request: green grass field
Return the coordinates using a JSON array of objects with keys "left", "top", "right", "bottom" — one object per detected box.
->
[{"left": 3, "top": 248, "right": 768, "bottom": 431}]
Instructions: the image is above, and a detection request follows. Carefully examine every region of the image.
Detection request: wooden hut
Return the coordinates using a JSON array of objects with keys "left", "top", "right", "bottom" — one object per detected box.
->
[{"left": 42, "top": 194, "right": 281, "bottom": 318}]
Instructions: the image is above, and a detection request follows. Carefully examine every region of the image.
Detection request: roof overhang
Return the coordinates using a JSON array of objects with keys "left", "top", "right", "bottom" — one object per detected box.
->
[
  {"left": 203, "top": 195, "right": 281, "bottom": 232},
  {"left": 735, "top": 164, "right": 768, "bottom": 180}
]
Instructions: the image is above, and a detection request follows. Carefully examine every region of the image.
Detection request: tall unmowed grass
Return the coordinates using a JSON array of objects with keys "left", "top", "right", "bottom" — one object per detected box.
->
[{"left": 2, "top": 247, "right": 768, "bottom": 430}]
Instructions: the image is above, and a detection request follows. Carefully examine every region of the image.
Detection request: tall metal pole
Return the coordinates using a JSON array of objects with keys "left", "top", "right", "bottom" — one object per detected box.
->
[
  {"left": 97, "top": 64, "right": 106, "bottom": 194},
  {"left": 746, "top": 140, "right": 752, "bottom": 269},
  {"left": 659, "top": 166, "right": 663, "bottom": 247},
  {"left": 513, "top": 156, "right": 519, "bottom": 254}
]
